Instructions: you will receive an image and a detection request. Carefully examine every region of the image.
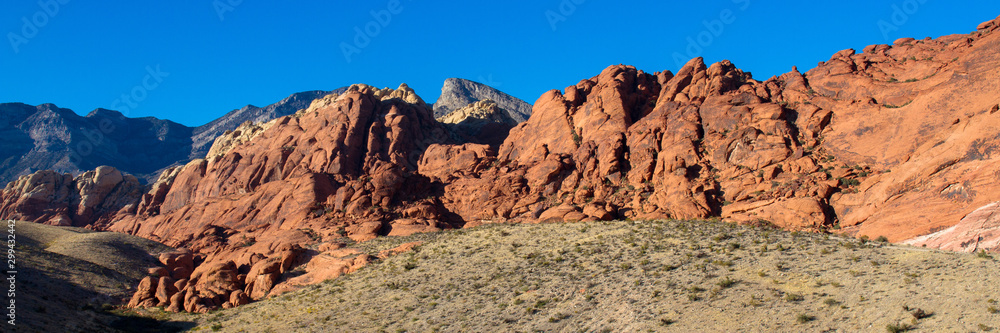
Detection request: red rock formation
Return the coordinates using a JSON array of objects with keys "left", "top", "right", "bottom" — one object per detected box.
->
[
  {"left": 4, "top": 15, "right": 1000, "bottom": 313},
  {"left": 0, "top": 166, "right": 143, "bottom": 227},
  {"left": 811, "top": 16, "right": 1000, "bottom": 241},
  {"left": 110, "top": 84, "right": 456, "bottom": 311},
  {"left": 905, "top": 202, "right": 1000, "bottom": 252}
]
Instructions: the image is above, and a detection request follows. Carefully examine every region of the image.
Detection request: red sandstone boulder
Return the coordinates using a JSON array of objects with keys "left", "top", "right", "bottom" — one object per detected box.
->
[
  {"left": 127, "top": 276, "right": 158, "bottom": 308},
  {"left": 0, "top": 166, "right": 142, "bottom": 227},
  {"left": 378, "top": 241, "right": 424, "bottom": 259}
]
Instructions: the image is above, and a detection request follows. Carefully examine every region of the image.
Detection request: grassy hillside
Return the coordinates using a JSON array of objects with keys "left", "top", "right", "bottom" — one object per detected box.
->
[
  {"left": 176, "top": 219, "right": 999, "bottom": 332},
  {"left": 12, "top": 221, "right": 195, "bottom": 332}
]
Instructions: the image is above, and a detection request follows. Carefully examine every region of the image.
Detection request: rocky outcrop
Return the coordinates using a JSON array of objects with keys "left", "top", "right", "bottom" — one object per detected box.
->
[
  {"left": 205, "top": 120, "right": 277, "bottom": 160},
  {"left": 438, "top": 100, "right": 518, "bottom": 146},
  {"left": 433, "top": 78, "right": 534, "bottom": 122},
  {"left": 433, "top": 60, "right": 844, "bottom": 230},
  {"left": 904, "top": 202, "right": 1000, "bottom": 253},
  {"left": 109, "top": 83, "right": 456, "bottom": 311},
  {"left": 7, "top": 14, "right": 1000, "bottom": 314},
  {"left": 0, "top": 166, "right": 143, "bottom": 227},
  {"left": 809, "top": 16, "right": 1000, "bottom": 241},
  {"left": 190, "top": 89, "right": 348, "bottom": 159}
]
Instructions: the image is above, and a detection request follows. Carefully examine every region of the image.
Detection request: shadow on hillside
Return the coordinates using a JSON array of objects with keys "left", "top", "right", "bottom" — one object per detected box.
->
[
  {"left": 15, "top": 225, "right": 197, "bottom": 332},
  {"left": 108, "top": 314, "right": 198, "bottom": 333}
]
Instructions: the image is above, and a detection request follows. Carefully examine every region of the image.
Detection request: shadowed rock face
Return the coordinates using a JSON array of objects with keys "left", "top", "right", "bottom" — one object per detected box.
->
[
  {"left": 437, "top": 100, "right": 519, "bottom": 147},
  {"left": 433, "top": 78, "right": 534, "bottom": 122},
  {"left": 3, "top": 14, "right": 1000, "bottom": 313},
  {"left": 0, "top": 103, "right": 195, "bottom": 185}
]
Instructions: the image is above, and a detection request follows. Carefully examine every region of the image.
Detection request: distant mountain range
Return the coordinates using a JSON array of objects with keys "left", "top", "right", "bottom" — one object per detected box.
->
[
  {"left": 0, "top": 103, "right": 193, "bottom": 185},
  {"left": 0, "top": 79, "right": 531, "bottom": 185}
]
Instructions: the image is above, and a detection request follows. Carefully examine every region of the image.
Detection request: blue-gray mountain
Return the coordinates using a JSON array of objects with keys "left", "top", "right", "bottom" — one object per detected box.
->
[
  {"left": 433, "top": 78, "right": 533, "bottom": 122},
  {"left": 0, "top": 90, "right": 338, "bottom": 185}
]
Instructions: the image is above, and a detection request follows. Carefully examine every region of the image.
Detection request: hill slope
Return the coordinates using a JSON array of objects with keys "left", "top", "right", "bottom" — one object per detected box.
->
[
  {"left": 181, "top": 220, "right": 1000, "bottom": 332},
  {"left": 12, "top": 221, "right": 189, "bottom": 332},
  {"left": 0, "top": 103, "right": 193, "bottom": 185}
]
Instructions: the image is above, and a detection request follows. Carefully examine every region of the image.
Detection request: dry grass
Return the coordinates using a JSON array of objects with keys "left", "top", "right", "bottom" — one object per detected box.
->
[
  {"left": 170, "top": 219, "right": 1000, "bottom": 332},
  {"left": 13, "top": 221, "right": 193, "bottom": 332}
]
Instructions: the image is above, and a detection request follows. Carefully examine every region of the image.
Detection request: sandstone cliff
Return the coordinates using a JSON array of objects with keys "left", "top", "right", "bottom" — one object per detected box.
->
[
  {"left": 190, "top": 89, "right": 347, "bottom": 159},
  {"left": 2, "top": 14, "right": 999, "bottom": 314},
  {"left": 0, "top": 166, "right": 143, "bottom": 227}
]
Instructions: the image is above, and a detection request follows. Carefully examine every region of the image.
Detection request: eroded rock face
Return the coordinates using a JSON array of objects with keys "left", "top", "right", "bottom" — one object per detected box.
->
[
  {"left": 434, "top": 60, "right": 844, "bottom": 230},
  {"left": 808, "top": 16, "right": 1000, "bottom": 241},
  {"left": 0, "top": 166, "right": 143, "bottom": 227},
  {"left": 110, "top": 83, "right": 456, "bottom": 311},
  {"left": 8, "top": 15, "right": 1000, "bottom": 314},
  {"left": 904, "top": 202, "right": 1000, "bottom": 252},
  {"left": 191, "top": 89, "right": 347, "bottom": 159}
]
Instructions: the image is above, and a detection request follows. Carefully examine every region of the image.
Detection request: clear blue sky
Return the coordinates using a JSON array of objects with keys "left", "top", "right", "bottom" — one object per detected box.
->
[{"left": 1, "top": 1, "right": 997, "bottom": 127}]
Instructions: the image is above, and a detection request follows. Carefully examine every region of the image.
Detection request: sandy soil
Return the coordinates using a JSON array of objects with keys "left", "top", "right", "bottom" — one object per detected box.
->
[{"left": 170, "top": 219, "right": 999, "bottom": 332}]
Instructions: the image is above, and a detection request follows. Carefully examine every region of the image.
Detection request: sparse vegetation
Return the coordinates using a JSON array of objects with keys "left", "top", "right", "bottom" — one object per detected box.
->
[
  {"left": 106, "top": 218, "right": 996, "bottom": 332},
  {"left": 977, "top": 250, "right": 994, "bottom": 259},
  {"left": 884, "top": 100, "right": 913, "bottom": 109},
  {"left": 886, "top": 322, "right": 912, "bottom": 332},
  {"left": 784, "top": 293, "right": 804, "bottom": 302}
]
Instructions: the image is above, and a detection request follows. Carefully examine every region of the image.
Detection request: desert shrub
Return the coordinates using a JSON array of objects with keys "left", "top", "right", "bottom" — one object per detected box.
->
[{"left": 886, "top": 323, "right": 912, "bottom": 333}]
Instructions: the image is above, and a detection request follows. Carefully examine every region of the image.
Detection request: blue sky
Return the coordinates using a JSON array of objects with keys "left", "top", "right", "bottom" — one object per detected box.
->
[{"left": 1, "top": 1, "right": 997, "bottom": 127}]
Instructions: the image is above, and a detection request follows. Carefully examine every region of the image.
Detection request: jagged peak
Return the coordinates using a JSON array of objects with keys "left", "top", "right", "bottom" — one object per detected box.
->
[
  {"left": 341, "top": 83, "right": 427, "bottom": 106},
  {"left": 85, "top": 108, "right": 125, "bottom": 118},
  {"left": 977, "top": 14, "right": 1000, "bottom": 32},
  {"left": 676, "top": 57, "right": 708, "bottom": 77},
  {"left": 437, "top": 99, "right": 515, "bottom": 126}
]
